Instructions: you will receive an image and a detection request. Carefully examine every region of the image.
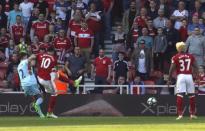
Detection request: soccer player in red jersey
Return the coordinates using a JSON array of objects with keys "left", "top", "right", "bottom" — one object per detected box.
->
[
  {"left": 53, "top": 29, "right": 72, "bottom": 64},
  {"left": 37, "top": 46, "right": 82, "bottom": 118},
  {"left": 168, "top": 42, "right": 199, "bottom": 120},
  {"left": 36, "top": 46, "right": 58, "bottom": 118},
  {"left": 11, "top": 15, "right": 25, "bottom": 45},
  {"left": 30, "top": 13, "right": 49, "bottom": 42}
]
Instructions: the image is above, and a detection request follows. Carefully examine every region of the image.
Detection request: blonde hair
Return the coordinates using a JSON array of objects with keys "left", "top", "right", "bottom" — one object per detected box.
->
[{"left": 176, "top": 42, "right": 186, "bottom": 52}]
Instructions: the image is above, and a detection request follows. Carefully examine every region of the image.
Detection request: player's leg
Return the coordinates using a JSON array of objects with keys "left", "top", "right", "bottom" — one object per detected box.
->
[
  {"left": 38, "top": 76, "right": 58, "bottom": 118},
  {"left": 188, "top": 94, "right": 197, "bottom": 119},
  {"left": 176, "top": 74, "right": 186, "bottom": 120},
  {"left": 74, "top": 76, "right": 83, "bottom": 88},
  {"left": 176, "top": 93, "right": 185, "bottom": 120},
  {"left": 23, "top": 85, "right": 45, "bottom": 118},
  {"left": 47, "top": 94, "right": 58, "bottom": 118},
  {"left": 47, "top": 73, "right": 58, "bottom": 118},
  {"left": 33, "top": 94, "right": 45, "bottom": 118},
  {"left": 186, "top": 75, "right": 197, "bottom": 119}
]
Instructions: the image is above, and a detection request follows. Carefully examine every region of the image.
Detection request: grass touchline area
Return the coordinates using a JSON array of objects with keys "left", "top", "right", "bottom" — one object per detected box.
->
[{"left": 0, "top": 116, "right": 205, "bottom": 131}]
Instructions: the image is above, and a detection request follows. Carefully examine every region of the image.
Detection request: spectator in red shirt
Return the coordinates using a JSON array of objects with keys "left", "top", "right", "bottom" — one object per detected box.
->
[
  {"left": 179, "top": 19, "right": 188, "bottom": 42},
  {"left": 53, "top": 29, "right": 72, "bottom": 64},
  {"left": 75, "top": 21, "right": 94, "bottom": 76},
  {"left": 133, "top": 7, "right": 148, "bottom": 30},
  {"left": 30, "top": 13, "right": 49, "bottom": 42},
  {"left": 39, "top": 35, "right": 51, "bottom": 51},
  {"left": 91, "top": 49, "right": 112, "bottom": 93},
  {"left": 11, "top": 15, "right": 25, "bottom": 45},
  {"left": 67, "top": 9, "right": 84, "bottom": 43}
]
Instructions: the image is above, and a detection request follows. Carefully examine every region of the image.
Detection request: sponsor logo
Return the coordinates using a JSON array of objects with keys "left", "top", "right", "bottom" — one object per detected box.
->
[
  {"left": 140, "top": 103, "right": 190, "bottom": 115},
  {"left": 0, "top": 102, "right": 35, "bottom": 115}
]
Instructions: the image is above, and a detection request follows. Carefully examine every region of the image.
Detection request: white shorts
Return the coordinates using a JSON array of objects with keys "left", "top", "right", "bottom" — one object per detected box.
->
[
  {"left": 176, "top": 74, "right": 195, "bottom": 94},
  {"left": 37, "top": 76, "right": 57, "bottom": 94}
]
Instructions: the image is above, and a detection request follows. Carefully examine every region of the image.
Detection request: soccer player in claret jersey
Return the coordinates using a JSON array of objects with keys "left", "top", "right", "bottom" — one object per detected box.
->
[
  {"left": 36, "top": 46, "right": 82, "bottom": 118},
  {"left": 168, "top": 42, "right": 199, "bottom": 120},
  {"left": 17, "top": 52, "right": 44, "bottom": 118},
  {"left": 36, "top": 46, "right": 59, "bottom": 118}
]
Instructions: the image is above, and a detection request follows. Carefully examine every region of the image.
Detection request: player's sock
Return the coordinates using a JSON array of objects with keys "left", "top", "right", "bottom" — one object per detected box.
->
[
  {"left": 48, "top": 95, "right": 57, "bottom": 113},
  {"left": 177, "top": 95, "right": 183, "bottom": 116},
  {"left": 189, "top": 95, "right": 196, "bottom": 115},
  {"left": 34, "top": 97, "right": 44, "bottom": 117},
  {"left": 36, "top": 97, "right": 43, "bottom": 105}
]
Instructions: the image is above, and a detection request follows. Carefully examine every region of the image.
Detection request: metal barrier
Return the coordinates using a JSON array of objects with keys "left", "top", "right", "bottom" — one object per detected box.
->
[
  {"left": 77, "top": 84, "right": 176, "bottom": 94},
  {"left": 78, "top": 85, "right": 130, "bottom": 94},
  {"left": 2, "top": 84, "right": 204, "bottom": 94}
]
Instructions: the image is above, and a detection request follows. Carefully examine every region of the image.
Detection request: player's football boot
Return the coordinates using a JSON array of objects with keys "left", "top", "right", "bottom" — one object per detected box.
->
[
  {"left": 40, "top": 114, "right": 45, "bottom": 118},
  {"left": 74, "top": 76, "right": 83, "bottom": 88},
  {"left": 190, "top": 115, "right": 197, "bottom": 119},
  {"left": 32, "top": 103, "right": 45, "bottom": 118},
  {"left": 47, "top": 112, "right": 58, "bottom": 118},
  {"left": 176, "top": 115, "right": 183, "bottom": 120}
]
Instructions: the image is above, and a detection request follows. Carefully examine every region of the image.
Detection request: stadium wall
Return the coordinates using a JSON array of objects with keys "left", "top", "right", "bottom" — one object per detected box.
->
[{"left": 0, "top": 94, "right": 204, "bottom": 116}]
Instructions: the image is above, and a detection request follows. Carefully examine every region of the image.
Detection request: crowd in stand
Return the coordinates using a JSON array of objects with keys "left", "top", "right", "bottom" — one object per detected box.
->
[{"left": 0, "top": 0, "right": 205, "bottom": 95}]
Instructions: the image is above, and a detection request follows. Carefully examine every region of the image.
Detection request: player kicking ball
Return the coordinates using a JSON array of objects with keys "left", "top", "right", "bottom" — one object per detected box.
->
[
  {"left": 168, "top": 42, "right": 198, "bottom": 120},
  {"left": 17, "top": 52, "right": 45, "bottom": 118},
  {"left": 37, "top": 47, "right": 82, "bottom": 118}
]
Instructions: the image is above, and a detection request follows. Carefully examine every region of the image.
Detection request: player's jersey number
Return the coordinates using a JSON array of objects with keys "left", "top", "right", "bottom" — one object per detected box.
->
[
  {"left": 179, "top": 59, "right": 191, "bottom": 71},
  {"left": 19, "top": 69, "right": 25, "bottom": 79},
  {"left": 40, "top": 58, "right": 51, "bottom": 69}
]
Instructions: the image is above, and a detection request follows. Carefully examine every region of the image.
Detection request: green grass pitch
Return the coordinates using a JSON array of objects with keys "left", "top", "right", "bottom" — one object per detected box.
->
[{"left": 0, "top": 116, "right": 205, "bottom": 131}]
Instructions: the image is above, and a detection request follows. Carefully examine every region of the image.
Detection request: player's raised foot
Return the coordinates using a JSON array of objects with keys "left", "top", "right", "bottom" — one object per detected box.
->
[
  {"left": 176, "top": 115, "right": 183, "bottom": 120},
  {"left": 47, "top": 112, "right": 58, "bottom": 118},
  {"left": 74, "top": 76, "right": 82, "bottom": 88},
  {"left": 190, "top": 115, "right": 197, "bottom": 120}
]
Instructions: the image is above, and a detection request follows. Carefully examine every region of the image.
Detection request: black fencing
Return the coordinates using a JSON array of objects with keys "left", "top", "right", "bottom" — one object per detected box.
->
[{"left": 0, "top": 94, "right": 204, "bottom": 116}]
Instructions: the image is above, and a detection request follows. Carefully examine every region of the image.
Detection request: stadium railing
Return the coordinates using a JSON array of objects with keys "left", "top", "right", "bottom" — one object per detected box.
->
[
  {"left": 2, "top": 84, "right": 204, "bottom": 95},
  {"left": 77, "top": 85, "right": 176, "bottom": 94}
]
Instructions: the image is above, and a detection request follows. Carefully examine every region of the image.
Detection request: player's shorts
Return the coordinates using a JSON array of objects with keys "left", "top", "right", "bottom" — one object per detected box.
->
[
  {"left": 176, "top": 74, "right": 195, "bottom": 94},
  {"left": 22, "top": 84, "right": 41, "bottom": 96},
  {"left": 37, "top": 76, "right": 57, "bottom": 94}
]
